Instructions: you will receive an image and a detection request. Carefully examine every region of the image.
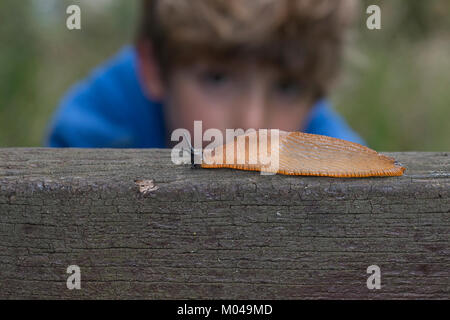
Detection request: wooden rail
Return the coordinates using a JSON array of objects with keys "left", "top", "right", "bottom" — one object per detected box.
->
[{"left": 0, "top": 149, "right": 449, "bottom": 299}]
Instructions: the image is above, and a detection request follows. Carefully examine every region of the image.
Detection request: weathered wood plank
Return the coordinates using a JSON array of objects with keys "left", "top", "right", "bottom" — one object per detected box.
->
[{"left": 0, "top": 149, "right": 449, "bottom": 299}]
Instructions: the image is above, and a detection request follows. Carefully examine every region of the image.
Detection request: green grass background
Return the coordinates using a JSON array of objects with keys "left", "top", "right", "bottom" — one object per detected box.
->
[{"left": 0, "top": 0, "right": 449, "bottom": 150}]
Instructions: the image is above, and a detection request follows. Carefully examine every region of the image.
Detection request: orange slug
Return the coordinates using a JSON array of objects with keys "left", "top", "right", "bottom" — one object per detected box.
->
[{"left": 198, "top": 130, "right": 405, "bottom": 177}]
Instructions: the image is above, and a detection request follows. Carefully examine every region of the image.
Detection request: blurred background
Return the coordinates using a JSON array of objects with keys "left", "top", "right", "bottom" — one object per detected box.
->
[{"left": 0, "top": 0, "right": 449, "bottom": 150}]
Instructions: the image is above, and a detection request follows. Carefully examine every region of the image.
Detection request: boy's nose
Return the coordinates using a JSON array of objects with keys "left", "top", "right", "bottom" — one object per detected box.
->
[{"left": 240, "top": 86, "right": 268, "bottom": 130}]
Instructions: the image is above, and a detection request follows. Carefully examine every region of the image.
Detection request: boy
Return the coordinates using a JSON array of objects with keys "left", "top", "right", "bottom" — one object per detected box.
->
[{"left": 46, "top": 0, "right": 364, "bottom": 148}]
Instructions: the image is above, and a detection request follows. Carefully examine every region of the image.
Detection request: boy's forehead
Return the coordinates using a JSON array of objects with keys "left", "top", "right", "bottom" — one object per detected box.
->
[
  {"left": 172, "top": 42, "right": 306, "bottom": 75},
  {"left": 191, "top": 54, "right": 303, "bottom": 77}
]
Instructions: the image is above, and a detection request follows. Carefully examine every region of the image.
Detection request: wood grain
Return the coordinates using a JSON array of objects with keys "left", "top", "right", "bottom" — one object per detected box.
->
[{"left": 0, "top": 148, "right": 449, "bottom": 299}]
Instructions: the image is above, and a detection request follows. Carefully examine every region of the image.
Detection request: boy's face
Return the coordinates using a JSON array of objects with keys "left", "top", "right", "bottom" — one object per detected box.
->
[{"left": 139, "top": 50, "right": 314, "bottom": 146}]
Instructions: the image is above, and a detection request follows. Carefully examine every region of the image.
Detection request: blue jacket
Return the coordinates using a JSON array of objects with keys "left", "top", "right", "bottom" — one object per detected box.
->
[{"left": 46, "top": 46, "right": 364, "bottom": 148}]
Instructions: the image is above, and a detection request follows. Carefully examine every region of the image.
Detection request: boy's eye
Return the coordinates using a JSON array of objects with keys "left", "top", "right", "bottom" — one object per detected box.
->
[
  {"left": 275, "top": 78, "right": 302, "bottom": 97},
  {"left": 200, "top": 70, "right": 230, "bottom": 86}
]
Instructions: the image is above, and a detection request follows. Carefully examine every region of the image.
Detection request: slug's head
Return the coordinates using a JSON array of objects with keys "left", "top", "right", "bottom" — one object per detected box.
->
[{"left": 183, "top": 132, "right": 202, "bottom": 169}]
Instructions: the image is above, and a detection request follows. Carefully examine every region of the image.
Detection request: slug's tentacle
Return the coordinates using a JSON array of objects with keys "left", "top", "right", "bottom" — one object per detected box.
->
[
  {"left": 183, "top": 132, "right": 201, "bottom": 169},
  {"left": 201, "top": 130, "right": 405, "bottom": 177}
]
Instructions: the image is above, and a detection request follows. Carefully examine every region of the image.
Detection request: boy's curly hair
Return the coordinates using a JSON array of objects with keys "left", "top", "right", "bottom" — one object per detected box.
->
[{"left": 138, "top": 0, "right": 357, "bottom": 100}]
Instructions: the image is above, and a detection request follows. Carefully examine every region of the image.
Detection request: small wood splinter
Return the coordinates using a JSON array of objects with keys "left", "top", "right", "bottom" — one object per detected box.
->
[
  {"left": 135, "top": 179, "right": 159, "bottom": 194},
  {"left": 186, "top": 130, "right": 405, "bottom": 178}
]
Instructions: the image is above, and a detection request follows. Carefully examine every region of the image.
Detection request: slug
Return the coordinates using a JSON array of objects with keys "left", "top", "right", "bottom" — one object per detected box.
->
[{"left": 196, "top": 130, "right": 405, "bottom": 177}]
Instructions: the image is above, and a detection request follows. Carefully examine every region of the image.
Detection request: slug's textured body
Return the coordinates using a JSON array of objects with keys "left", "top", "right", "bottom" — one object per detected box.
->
[{"left": 201, "top": 130, "right": 405, "bottom": 177}]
